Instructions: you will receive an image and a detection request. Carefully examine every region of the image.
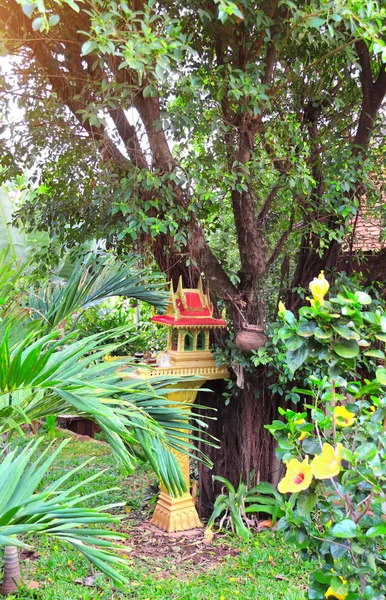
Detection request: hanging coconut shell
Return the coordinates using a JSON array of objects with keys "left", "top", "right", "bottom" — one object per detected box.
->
[{"left": 235, "top": 325, "right": 267, "bottom": 353}]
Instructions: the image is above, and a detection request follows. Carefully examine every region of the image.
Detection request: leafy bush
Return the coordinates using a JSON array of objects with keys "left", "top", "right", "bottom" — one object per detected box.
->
[
  {"left": 75, "top": 297, "right": 166, "bottom": 355},
  {"left": 207, "top": 477, "right": 285, "bottom": 538},
  {"left": 268, "top": 273, "right": 386, "bottom": 600}
]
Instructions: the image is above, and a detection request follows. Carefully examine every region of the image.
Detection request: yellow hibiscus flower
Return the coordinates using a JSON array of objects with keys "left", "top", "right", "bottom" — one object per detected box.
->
[
  {"left": 309, "top": 271, "right": 330, "bottom": 306},
  {"left": 325, "top": 577, "right": 348, "bottom": 599},
  {"left": 311, "top": 443, "right": 343, "bottom": 480},
  {"left": 278, "top": 457, "right": 313, "bottom": 494},
  {"left": 334, "top": 405, "right": 355, "bottom": 428},
  {"left": 324, "top": 587, "right": 347, "bottom": 600},
  {"left": 278, "top": 300, "right": 286, "bottom": 315}
]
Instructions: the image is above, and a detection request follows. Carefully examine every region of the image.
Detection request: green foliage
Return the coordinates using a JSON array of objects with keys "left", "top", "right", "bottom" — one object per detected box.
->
[
  {"left": 268, "top": 275, "right": 386, "bottom": 599},
  {"left": 207, "top": 477, "right": 285, "bottom": 539},
  {"left": 0, "top": 187, "right": 28, "bottom": 261},
  {"left": 75, "top": 296, "right": 166, "bottom": 355},
  {"left": 3, "top": 0, "right": 386, "bottom": 300},
  {"left": 27, "top": 252, "right": 167, "bottom": 335},
  {"left": 42, "top": 415, "right": 57, "bottom": 439}
]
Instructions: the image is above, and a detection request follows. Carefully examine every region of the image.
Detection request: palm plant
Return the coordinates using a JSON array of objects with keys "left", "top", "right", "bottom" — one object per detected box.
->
[
  {"left": 0, "top": 250, "right": 214, "bottom": 594},
  {"left": 27, "top": 252, "right": 167, "bottom": 333},
  {"left": 1, "top": 325, "right": 209, "bottom": 492},
  {"left": 0, "top": 439, "right": 130, "bottom": 595}
]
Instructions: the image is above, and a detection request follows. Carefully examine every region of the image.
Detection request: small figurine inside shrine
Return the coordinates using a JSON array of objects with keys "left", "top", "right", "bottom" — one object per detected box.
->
[{"left": 146, "top": 277, "right": 229, "bottom": 532}]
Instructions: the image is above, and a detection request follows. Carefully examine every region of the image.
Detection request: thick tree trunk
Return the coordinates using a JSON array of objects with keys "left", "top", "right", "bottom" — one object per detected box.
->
[
  {"left": 196, "top": 370, "right": 280, "bottom": 518},
  {"left": 287, "top": 236, "right": 341, "bottom": 311}
]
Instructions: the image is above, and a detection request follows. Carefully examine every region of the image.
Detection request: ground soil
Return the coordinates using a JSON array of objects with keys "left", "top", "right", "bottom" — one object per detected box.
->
[{"left": 121, "top": 520, "right": 241, "bottom": 576}]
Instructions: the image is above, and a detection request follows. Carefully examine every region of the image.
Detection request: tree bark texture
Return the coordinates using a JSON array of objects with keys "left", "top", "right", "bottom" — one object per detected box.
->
[
  {"left": 1, "top": 546, "right": 21, "bottom": 596},
  {"left": 196, "top": 371, "right": 279, "bottom": 517}
]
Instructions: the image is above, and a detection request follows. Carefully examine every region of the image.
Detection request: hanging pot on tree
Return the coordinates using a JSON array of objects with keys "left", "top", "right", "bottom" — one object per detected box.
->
[{"left": 235, "top": 324, "right": 267, "bottom": 353}]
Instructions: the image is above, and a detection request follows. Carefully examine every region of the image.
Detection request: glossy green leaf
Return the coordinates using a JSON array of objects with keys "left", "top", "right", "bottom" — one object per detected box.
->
[
  {"left": 82, "top": 40, "right": 97, "bottom": 56},
  {"left": 364, "top": 349, "right": 385, "bottom": 359},
  {"left": 356, "top": 443, "right": 377, "bottom": 461},
  {"left": 285, "top": 335, "right": 304, "bottom": 351},
  {"left": 32, "top": 17, "right": 44, "bottom": 31},
  {"left": 297, "top": 320, "right": 316, "bottom": 337},
  {"left": 354, "top": 291, "right": 372, "bottom": 305},
  {"left": 314, "top": 327, "right": 332, "bottom": 339},
  {"left": 376, "top": 367, "right": 386, "bottom": 385},
  {"left": 332, "top": 519, "right": 357, "bottom": 538},
  {"left": 286, "top": 345, "right": 308, "bottom": 371},
  {"left": 333, "top": 339, "right": 359, "bottom": 358},
  {"left": 366, "top": 523, "right": 386, "bottom": 537}
]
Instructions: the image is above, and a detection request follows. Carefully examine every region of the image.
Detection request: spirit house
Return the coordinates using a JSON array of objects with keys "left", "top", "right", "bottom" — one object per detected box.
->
[{"left": 149, "top": 277, "right": 229, "bottom": 532}]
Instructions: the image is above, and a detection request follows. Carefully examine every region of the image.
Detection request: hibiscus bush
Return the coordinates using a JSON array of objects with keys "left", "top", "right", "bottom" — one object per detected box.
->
[{"left": 268, "top": 273, "right": 386, "bottom": 600}]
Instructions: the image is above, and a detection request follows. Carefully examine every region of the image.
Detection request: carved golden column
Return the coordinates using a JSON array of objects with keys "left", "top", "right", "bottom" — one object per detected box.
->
[{"left": 150, "top": 381, "right": 204, "bottom": 532}]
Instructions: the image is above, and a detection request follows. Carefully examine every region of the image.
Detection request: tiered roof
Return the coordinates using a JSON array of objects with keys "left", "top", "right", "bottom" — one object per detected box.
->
[{"left": 151, "top": 278, "right": 226, "bottom": 328}]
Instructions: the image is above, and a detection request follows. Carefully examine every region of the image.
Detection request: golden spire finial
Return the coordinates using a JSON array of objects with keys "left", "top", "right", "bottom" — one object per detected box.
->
[
  {"left": 197, "top": 277, "right": 206, "bottom": 307},
  {"left": 177, "top": 276, "right": 187, "bottom": 309},
  {"left": 206, "top": 280, "right": 213, "bottom": 315}
]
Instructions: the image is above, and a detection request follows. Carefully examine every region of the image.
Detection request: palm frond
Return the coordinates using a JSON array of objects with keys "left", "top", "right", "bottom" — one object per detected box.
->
[
  {"left": 0, "top": 323, "right": 218, "bottom": 495},
  {"left": 0, "top": 440, "right": 130, "bottom": 586},
  {"left": 28, "top": 254, "right": 167, "bottom": 333}
]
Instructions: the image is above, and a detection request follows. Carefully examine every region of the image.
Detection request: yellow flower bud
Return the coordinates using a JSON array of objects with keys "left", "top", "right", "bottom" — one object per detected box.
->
[
  {"left": 295, "top": 417, "right": 309, "bottom": 441},
  {"left": 309, "top": 271, "right": 330, "bottom": 306},
  {"left": 324, "top": 576, "right": 348, "bottom": 599},
  {"left": 278, "top": 300, "right": 286, "bottom": 315}
]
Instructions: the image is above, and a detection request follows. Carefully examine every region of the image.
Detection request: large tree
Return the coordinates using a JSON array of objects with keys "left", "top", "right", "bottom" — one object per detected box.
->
[{"left": 1, "top": 0, "right": 386, "bottom": 512}]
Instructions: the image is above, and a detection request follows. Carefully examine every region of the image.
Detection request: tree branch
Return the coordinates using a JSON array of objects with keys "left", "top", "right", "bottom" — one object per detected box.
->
[
  {"left": 354, "top": 40, "right": 386, "bottom": 151},
  {"left": 133, "top": 93, "right": 176, "bottom": 171},
  {"left": 257, "top": 185, "right": 280, "bottom": 222},
  {"left": 189, "top": 226, "right": 237, "bottom": 300},
  {"left": 108, "top": 106, "right": 148, "bottom": 169},
  {"left": 267, "top": 212, "right": 294, "bottom": 267},
  {"left": 7, "top": 7, "right": 132, "bottom": 167}
]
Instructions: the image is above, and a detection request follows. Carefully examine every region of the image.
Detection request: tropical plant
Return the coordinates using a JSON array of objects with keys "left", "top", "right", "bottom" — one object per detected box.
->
[
  {"left": 0, "top": 250, "right": 214, "bottom": 593},
  {"left": 42, "top": 414, "right": 57, "bottom": 439},
  {"left": 207, "top": 477, "right": 285, "bottom": 539},
  {"left": 75, "top": 296, "right": 166, "bottom": 356},
  {"left": 267, "top": 273, "right": 386, "bottom": 599},
  {"left": 27, "top": 252, "right": 167, "bottom": 334},
  {"left": 0, "top": 439, "right": 130, "bottom": 595}
]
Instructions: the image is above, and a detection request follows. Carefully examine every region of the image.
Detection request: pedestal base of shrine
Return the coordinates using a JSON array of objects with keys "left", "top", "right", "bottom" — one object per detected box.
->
[{"left": 150, "top": 491, "right": 203, "bottom": 532}]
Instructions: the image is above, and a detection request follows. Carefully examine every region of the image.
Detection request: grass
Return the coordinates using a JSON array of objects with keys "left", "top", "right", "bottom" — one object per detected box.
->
[{"left": 3, "top": 429, "right": 312, "bottom": 600}]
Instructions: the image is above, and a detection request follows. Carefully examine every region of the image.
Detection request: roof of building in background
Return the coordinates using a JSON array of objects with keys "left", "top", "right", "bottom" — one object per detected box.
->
[{"left": 345, "top": 203, "right": 385, "bottom": 253}]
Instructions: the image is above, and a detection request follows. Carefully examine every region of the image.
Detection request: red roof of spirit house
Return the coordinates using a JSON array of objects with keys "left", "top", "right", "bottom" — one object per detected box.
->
[{"left": 152, "top": 278, "right": 226, "bottom": 328}]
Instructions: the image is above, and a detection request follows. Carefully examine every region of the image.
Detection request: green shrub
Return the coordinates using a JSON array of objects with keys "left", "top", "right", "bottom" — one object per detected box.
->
[{"left": 268, "top": 273, "right": 386, "bottom": 600}]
